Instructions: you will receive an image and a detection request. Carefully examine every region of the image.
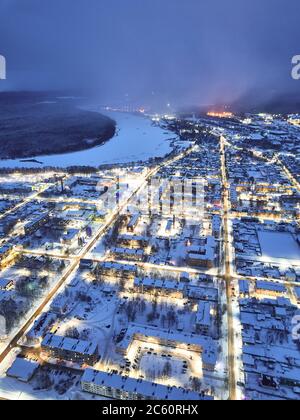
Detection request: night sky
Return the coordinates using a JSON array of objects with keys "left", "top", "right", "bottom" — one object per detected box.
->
[{"left": 0, "top": 0, "right": 300, "bottom": 108}]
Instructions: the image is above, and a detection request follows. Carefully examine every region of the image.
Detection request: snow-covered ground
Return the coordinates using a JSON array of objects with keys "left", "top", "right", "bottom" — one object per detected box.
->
[
  {"left": 257, "top": 231, "right": 300, "bottom": 262},
  {"left": 0, "top": 111, "right": 175, "bottom": 169}
]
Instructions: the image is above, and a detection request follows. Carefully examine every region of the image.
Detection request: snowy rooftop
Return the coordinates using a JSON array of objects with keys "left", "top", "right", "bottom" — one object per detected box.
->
[
  {"left": 196, "top": 301, "right": 212, "bottom": 327},
  {"left": 111, "top": 247, "right": 144, "bottom": 256},
  {"left": 256, "top": 281, "right": 286, "bottom": 294},
  {"left": 81, "top": 368, "right": 213, "bottom": 400},
  {"left": 99, "top": 261, "right": 136, "bottom": 273},
  {"left": 6, "top": 358, "right": 39, "bottom": 382},
  {"left": 118, "top": 323, "right": 217, "bottom": 367},
  {"left": 134, "top": 277, "right": 185, "bottom": 293}
]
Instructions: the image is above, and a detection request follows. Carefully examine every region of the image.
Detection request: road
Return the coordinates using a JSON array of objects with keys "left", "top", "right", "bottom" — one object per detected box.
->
[{"left": 220, "top": 135, "right": 237, "bottom": 401}]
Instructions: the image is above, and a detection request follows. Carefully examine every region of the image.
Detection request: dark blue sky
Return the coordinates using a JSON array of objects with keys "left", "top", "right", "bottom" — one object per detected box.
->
[{"left": 0, "top": 0, "right": 300, "bottom": 107}]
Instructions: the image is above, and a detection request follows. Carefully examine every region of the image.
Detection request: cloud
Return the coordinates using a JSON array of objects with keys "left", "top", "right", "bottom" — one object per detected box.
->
[{"left": 0, "top": 0, "right": 300, "bottom": 107}]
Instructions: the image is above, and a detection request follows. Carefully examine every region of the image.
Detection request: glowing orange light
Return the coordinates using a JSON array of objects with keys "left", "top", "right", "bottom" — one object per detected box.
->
[{"left": 207, "top": 111, "right": 233, "bottom": 118}]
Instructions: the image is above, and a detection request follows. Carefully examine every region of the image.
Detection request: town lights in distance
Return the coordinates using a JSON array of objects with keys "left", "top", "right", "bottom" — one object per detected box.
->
[
  {"left": 292, "top": 55, "right": 300, "bottom": 80},
  {"left": 207, "top": 111, "right": 234, "bottom": 118}
]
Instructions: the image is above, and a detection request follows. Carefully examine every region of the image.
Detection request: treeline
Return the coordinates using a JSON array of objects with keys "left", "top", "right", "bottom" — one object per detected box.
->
[{"left": 0, "top": 166, "right": 99, "bottom": 175}]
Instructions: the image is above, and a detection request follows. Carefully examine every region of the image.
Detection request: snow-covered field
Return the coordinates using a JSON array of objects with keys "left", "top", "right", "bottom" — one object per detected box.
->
[
  {"left": 257, "top": 231, "right": 300, "bottom": 261},
  {"left": 0, "top": 111, "right": 175, "bottom": 169}
]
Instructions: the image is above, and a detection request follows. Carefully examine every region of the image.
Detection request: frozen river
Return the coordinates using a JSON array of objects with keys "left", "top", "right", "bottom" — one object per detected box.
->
[{"left": 0, "top": 110, "right": 175, "bottom": 169}]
